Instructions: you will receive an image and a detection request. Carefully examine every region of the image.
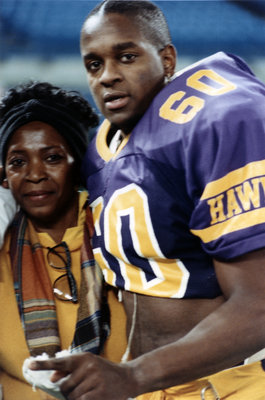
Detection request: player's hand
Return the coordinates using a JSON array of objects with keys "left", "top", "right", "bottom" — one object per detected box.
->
[{"left": 29, "top": 352, "right": 139, "bottom": 400}]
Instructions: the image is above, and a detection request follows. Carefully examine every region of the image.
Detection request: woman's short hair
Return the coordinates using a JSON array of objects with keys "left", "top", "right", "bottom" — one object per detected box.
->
[{"left": 0, "top": 81, "right": 99, "bottom": 175}]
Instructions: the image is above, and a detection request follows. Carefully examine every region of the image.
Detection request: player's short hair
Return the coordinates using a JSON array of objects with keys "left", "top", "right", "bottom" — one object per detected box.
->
[{"left": 82, "top": 0, "right": 172, "bottom": 50}]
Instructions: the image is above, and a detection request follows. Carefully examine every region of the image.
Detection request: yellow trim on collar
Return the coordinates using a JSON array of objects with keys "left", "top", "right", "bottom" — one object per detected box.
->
[{"left": 96, "top": 120, "right": 130, "bottom": 161}]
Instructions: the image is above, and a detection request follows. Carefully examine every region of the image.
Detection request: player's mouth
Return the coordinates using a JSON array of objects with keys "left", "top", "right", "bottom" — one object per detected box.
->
[{"left": 103, "top": 92, "right": 130, "bottom": 111}]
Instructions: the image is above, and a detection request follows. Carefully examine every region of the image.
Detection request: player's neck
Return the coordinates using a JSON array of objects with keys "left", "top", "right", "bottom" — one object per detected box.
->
[{"left": 108, "top": 128, "right": 127, "bottom": 154}]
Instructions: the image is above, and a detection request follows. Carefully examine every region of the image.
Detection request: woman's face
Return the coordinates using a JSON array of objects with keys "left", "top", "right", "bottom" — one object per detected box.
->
[{"left": 4, "top": 121, "right": 77, "bottom": 225}]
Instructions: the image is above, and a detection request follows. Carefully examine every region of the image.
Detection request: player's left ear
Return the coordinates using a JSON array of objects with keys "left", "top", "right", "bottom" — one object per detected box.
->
[{"left": 161, "top": 44, "right": 177, "bottom": 78}]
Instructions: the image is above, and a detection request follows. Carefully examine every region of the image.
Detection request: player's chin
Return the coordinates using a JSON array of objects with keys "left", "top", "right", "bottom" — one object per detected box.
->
[{"left": 107, "top": 110, "right": 141, "bottom": 133}]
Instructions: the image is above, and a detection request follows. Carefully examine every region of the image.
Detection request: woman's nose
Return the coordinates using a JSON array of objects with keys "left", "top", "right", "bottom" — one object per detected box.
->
[{"left": 26, "top": 161, "right": 47, "bottom": 182}]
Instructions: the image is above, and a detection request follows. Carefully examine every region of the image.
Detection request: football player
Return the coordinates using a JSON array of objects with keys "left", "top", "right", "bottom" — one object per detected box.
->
[{"left": 29, "top": 1, "right": 265, "bottom": 399}]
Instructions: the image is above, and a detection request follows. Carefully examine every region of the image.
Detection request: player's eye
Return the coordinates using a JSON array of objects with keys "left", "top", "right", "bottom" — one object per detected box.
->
[
  {"left": 120, "top": 53, "right": 137, "bottom": 63},
  {"left": 85, "top": 60, "right": 102, "bottom": 72}
]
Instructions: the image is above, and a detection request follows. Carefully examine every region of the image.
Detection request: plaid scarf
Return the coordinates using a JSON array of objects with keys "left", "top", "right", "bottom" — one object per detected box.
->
[{"left": 9, "top": 202, "right": 109, "bottom": 357}]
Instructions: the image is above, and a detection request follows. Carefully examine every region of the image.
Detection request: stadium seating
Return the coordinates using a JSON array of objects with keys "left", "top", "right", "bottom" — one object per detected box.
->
[{"left": 0, "top": 0, "right": 265, "bottom": 60}]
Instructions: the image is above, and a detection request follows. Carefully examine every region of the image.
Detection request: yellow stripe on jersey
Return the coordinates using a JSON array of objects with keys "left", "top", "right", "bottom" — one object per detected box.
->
[
  {"left": 192, "top": 160, "right": 265, "bottom": 243},
  {"left": 201, "top": 160, "right": 265, "bottom": 200},
  {"left": 191, "top": 207, "right": 265, "bottom": 243}
]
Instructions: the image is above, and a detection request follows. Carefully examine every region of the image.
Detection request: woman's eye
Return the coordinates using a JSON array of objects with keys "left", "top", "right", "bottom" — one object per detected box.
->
[
  {"left": 46, "top": 154, "right": 64, "bottom": 162},
  {"left": 9, "top": 158, "right": 25, "bottom": 167}
]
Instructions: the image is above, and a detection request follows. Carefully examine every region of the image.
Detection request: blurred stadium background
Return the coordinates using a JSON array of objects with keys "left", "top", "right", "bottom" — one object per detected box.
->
[{"left": 0, "top": 0, "right": 265, "bottom": 117}]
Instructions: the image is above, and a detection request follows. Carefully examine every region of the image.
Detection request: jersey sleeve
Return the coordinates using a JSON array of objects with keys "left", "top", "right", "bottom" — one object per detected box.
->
[{"left": 187, "top": 63, "right": 265, "bottom": 260}]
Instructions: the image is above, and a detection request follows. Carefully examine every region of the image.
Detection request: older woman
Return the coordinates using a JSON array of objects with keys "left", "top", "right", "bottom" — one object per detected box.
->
[{"left": 0, "top": 82, "right": 126, "bottom": 400}]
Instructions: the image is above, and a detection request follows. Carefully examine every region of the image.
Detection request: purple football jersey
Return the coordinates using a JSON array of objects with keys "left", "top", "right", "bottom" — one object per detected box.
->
[{"left": 82, "top": 52, "right": 265, "bottom": 299}]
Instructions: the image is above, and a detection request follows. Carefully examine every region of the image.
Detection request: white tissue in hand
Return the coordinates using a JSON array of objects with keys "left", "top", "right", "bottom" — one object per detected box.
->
[{"left": 22, "top": 350, "right": 70, "bottom": 400}]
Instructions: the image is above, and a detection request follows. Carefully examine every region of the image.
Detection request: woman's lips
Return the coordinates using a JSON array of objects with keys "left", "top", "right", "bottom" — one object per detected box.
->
[{"left": 24, "top": 191, "right": 53, "bottom": 202}]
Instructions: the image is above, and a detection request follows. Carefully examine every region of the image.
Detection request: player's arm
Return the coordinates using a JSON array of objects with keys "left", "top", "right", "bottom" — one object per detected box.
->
[
  {"left": 130, "top": 247, "right": 265, "bottom": 394},
  {"left": 29, "top": 247, "right": 265, "bottom": 399}
]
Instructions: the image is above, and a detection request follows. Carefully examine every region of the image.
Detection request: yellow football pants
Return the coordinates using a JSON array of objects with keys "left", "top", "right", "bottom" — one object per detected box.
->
[{"left": 136, "top": 361, "right": 265, "bottom": 400}]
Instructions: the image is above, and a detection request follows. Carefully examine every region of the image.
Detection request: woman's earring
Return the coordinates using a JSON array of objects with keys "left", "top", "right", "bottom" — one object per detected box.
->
[{"left": 2, "top": 178, "right": 9, "bottom": 189}]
